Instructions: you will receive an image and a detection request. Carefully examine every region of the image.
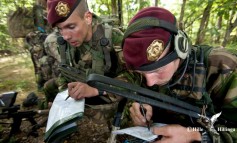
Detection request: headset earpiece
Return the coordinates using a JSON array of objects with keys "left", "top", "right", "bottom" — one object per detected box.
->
[{"left": 174, "top": 30, "right": 191, "bottom": 59}]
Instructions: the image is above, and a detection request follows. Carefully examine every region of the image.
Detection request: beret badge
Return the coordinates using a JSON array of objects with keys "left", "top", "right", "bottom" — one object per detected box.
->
[
  {"left": 146, "top": 39, "right": 164, "bottom": 61},
  {"left": 55, "top": 1, "right": 70, "bottom": 17}
]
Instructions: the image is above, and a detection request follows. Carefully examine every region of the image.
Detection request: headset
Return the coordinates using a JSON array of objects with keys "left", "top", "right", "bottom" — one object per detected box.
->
[{"left": 123, "top": 17, "right": 191, "bottom": 60}]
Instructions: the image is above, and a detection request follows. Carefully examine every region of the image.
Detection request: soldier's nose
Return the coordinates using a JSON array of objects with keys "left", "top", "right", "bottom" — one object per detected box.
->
[
  {"left": 143, "top": 73, "right": 156, "bottom": 87},
  {"left": 62, "top": 34, "right": 71, "bottom": 41},
  {"left": 60, "top": 30, "right": 71, "bottom": 41}
]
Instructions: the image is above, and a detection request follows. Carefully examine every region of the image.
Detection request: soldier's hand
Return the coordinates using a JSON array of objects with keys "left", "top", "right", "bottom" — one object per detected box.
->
[
  {"left": 129, "top": 102, "right": 152, "bottom": 126},
  {"left": 152, "top": 124, "right": 201, "bottom": 143},
  {"left": 68, "top": 82, "right": 98, "bottom": 100}
]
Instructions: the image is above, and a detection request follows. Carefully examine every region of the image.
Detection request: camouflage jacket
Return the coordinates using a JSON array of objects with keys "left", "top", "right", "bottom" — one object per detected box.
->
[
  {"left": 43, "top": 29, "right": 61, "bottom": 78},
  {"left": 170, "top": 46, "right": 237, "bottom": 142},
  {"left": 121, "top": 45, "right": 237, "bottom": 142},
  {"left": 26, "top": 31, "right": 60, "bottom": 88},
  {"left": 57, "top": 14, "right": 125, "bottom": 90},
  {"left": 169, "top": 46, "right": 237, "bottom": 119},
  {"left": 26, "top": 31, "right": 46, "bottom": 76}
]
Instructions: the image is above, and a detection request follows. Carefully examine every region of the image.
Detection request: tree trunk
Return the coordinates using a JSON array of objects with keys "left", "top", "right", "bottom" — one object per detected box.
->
[
  {"left": 111, "top": 0, "right": 117, "bottom": 16},
  {"left": 195, "top": 1, "right": 213, "bottom": 45},
  {"left": 138, "top": 0, "right": 146, "bottom": 10},
  {"left": 154, "top": 0, "right": 159, "bottom": 6},
  {"left": 179, "top": 0, "right": 186, "bottom": 31},
  {"left": 222, "top": 12, "right": 237, "bottom": 47},
  {"left": 118, "top": 0, "right": 123, "bottom": 26},
  {"left": 215, "top": 16, "right": 222, "bottom": 43}
]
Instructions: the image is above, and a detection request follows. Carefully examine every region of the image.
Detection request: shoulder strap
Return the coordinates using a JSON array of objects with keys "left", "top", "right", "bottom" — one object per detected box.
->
[
  {"left": 57, "top": 36, "right": 67, "bottom": 65},
  {"left": 193, "top": 45, "right": 213, "bottom": 67},
  {"left": 92, "top": 22, "right": 113, "bottom": 73},
  {"left": 102, "top": 23, "right": 113, "bottom": 72},
  {"left": 192, "top": 45, "right": 215, "bottom": 113},
  {"left": 103, "top": 22, "right": 113, "bottom": 47}
]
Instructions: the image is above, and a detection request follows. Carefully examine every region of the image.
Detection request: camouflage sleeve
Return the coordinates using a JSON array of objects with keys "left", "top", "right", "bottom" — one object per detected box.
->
[
  {"left": 115, "top": 71, "right": 144, "bottom": 86},
  {"left": 55, "top": 74, "right": 68, "bottom": 91},
  {"left": 112, "top": 27, "right": 124, "bottom": 46},
  {"left": 101, "top": 71, "right": 143, "bottom": 103},
  {"left": 44, "top": 31, "right": 61, "bottom": 63},
  {"left": 206, "top": 48, "right": 237, "bottom": 142},
  {"left": 32, "top": 53, "right": 42, "bottom": 74},
  {"left": 206, "top": 48, "right": 237, "bottom": 117},
  {"left": 111, "top": 28, "right": 126, "bottom": 67}
]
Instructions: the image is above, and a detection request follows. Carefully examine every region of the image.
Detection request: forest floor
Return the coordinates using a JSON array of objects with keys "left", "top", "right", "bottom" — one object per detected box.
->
[{"left": 0, "top": 54, "right": 114, "bottom": 143}]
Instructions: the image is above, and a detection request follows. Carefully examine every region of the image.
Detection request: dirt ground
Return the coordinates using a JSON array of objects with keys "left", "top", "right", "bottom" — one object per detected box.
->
[{"left": 0, "top": 54, "right": 113, "bottom": 143}]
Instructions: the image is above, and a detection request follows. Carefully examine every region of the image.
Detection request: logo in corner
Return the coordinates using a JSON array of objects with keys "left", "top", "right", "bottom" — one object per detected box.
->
[{"left": 198, "top": 112, "right": 222, "bottom": 135}]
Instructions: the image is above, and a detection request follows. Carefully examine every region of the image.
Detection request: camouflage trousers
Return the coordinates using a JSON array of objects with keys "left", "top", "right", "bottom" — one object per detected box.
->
[
  {"left": 84, "top": 102, "right": 119, "bottom": 123},
  {"left": 43, "top": 78, "right": 59, "bottom": 102},
  {"left": 84, "top": 95, "right": 125, "bottom": 130}
]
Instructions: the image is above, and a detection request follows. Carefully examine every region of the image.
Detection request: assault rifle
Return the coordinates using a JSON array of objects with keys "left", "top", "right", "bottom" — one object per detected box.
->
[
  {"left": 58, "top": 64, "right": 87, "bottom": 83},
  {"left": 86, "top": 74, "right": 237, "bottom": 128},
  {"left": 0, "top": 91, "right": 49, "bottom": 142}
]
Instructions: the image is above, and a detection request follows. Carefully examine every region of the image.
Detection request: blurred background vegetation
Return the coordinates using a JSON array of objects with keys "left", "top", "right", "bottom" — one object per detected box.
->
[{"left": 0, "top": 0, "right": 236, "bottom": 53}]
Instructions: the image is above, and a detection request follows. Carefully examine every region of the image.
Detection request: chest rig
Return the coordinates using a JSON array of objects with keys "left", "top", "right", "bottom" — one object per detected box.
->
[{"left": 168, "top": 45, "right": 214, "bottom": 113}]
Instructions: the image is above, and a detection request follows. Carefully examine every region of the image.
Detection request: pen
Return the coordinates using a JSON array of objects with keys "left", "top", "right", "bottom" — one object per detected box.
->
[
  {"left": 65, "top": 95, "right": 70, "bottom": 101},
  {"left": 139, "top": 102, "right": 150, "bottom": 131}
]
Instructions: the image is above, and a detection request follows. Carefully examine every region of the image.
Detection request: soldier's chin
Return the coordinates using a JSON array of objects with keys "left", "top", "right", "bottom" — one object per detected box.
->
[{"left": 156, "top": 81, "right": 169, "bottom": 86}]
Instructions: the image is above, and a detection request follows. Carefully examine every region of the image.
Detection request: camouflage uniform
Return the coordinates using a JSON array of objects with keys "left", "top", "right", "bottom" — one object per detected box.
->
[
  {"left": 61, "top": 14, "right": 124, "bottom": 93},
  {"left": 25, "top": 30, "right": 61, "bottom": 104},
  {"left": 42, "top": 30, "right": 61, "bottom": 104},
  {"left": 56, "top": 14, "right": 125, "bottom": 120},
  {"left": 127, "top": 46, "right": 237, "bottom": 143},
  {"left": 25, "top": 31, "right": 48, "bottom": 90},
  {"left": 43, "top": 29, "right": 61, "bottom": 79},
  {"left": 44, "top": 29, "right": 61, "bottom": 64},
  {"left": 121, "top": 7, "right": 237, "bottom": 143},
  {"left": 45, "top": 0, "right": 126, "bottom": 135},
  {"left": 24, "top": 2, "right": 56, "bottom": 91},
  {"left": 41, "top": 15, "right": 125, "bottom": 109}
]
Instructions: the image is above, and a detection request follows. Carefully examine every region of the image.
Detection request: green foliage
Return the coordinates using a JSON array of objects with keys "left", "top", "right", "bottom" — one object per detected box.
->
[
  {"left": 0, "top": 0, "right": 34, "bottom": 51},
  {"left": 89, "top": 0, "right": 151, "bottom": 26},
  {"left": 0, "top": 54, "right": 34, "bottom": 92},
  {"left": 0, "top": 0, "right": 236, "bottom": 52},
  {"left": 183, "top": 0, "right": 237, "bottom": 45},
  {"left": 0, "top": 24, "right": 11, "bottom": 49},
  {"left": 214, "top": 0, "right": 236, "bottom": 20},
  {"left": 226, "top": 42, "right": 237, "bottom": 56},
  {"left": 0, "top": 79, "right": 32, "bottom": 92}
]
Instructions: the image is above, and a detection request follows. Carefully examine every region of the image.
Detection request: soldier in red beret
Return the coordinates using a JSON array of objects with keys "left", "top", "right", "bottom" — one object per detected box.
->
[
  {"left": 123, "top": 7, "right": 237, "bottom": 143},
  {"left": 46, "top": 0, "right": 125, "bottom": 100}
]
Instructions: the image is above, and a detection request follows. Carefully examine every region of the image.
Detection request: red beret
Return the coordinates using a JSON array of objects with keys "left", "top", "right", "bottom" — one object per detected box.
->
[
  {"left": 47, "top": 0, "right": 81, "bottom": 26},
  {"left": 123, "top": 7, "right": 177, "bottom": 70}
]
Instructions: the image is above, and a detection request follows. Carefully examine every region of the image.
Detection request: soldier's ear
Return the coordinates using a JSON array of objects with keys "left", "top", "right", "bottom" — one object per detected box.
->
[{"left": 84, "top": 11, "right": 92, "bottom": 25}]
